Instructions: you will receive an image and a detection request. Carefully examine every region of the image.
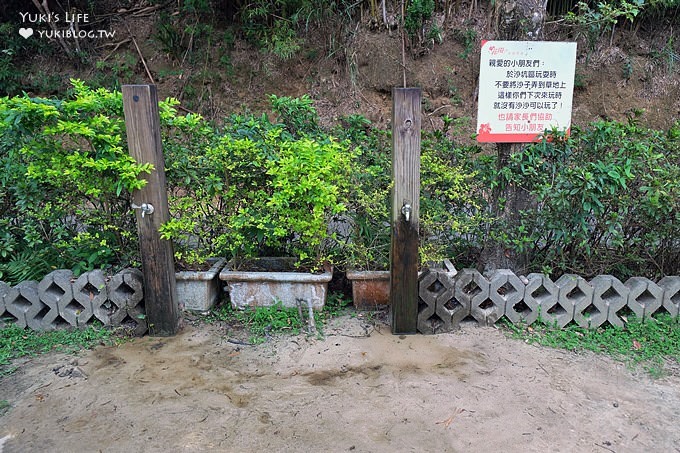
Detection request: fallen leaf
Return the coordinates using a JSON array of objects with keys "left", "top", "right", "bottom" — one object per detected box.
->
[{"left": 632, "top": 340, "right": 642, "bottom": 350}]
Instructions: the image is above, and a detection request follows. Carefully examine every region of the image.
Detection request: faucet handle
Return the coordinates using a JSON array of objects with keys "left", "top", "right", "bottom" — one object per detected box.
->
[
  {"left": 401, "top": 202, "right": 412, "bottom": 223},
  {"left": 131, "top": 202, "right": 155, "bottom": 218}
]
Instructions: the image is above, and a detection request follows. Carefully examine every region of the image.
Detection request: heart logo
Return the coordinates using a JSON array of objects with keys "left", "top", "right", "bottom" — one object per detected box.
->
[{"left": 19, "top": 27, "right": 33, "bottom": 39}]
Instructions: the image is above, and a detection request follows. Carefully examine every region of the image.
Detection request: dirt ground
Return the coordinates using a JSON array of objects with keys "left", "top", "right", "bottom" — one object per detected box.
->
[{"left": 1, "top": 313, "right": 679, "bottom": 453}]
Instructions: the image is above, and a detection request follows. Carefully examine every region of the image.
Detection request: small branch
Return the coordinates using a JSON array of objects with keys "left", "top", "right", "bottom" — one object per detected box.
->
[
  {"left": 227, "top": 338, "right": 253, "bottom": 346},
  {"left": 401, "top": 0, "right": 407, "bottom": 88},
  {"left": 32, "top": 0, "right": 74, "bottom": 59},
  {"left": 99, "top": 2, "right": 171, "bottom": 19},
  {"left": 427, "top": 104, "right": 454, "bottom": 116},
  {"left": 127, "top": 26, "right": 155, "bottom": 84},
  {"left": 96, "top": 39, "right": 131, "bottom": 67},
  {"left": 594, "top": 443, "right": 616, "bottom": 453},
  {"left": 69, "top": 13, "right": 82, "bottom": 54},
  {"left": 381, "top": 0, "right": 387, "bottom": 29},
  {"left": 177, "top": 105, "right": 198, "bottom": 115},
  {"left": 96, "top": 38, "right": 131, "bottom": 50}
]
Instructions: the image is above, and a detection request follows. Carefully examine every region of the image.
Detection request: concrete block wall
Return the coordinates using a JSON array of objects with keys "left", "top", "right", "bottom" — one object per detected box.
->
[
  {"left": 2, "top": 266, "right": 678, "bottom": 337},
  {"left": 0, "top": 268, "right": 147, "bottom": 335},
  {"left": 417, "top": 268, "right": 680, "bottom": 334}
]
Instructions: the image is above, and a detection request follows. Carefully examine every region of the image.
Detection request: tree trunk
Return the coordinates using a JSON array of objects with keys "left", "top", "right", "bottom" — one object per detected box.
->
[{"left": 479, "top": 0, "right": 547, "bottom": 275}]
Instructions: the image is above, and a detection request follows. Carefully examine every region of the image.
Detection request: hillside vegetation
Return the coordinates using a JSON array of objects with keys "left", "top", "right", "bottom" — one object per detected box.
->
[{"left": 1, "top": 0, "right": 679, "bottom": 130}]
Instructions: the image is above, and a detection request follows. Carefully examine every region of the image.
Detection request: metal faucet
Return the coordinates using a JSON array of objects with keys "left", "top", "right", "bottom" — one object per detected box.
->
[
  {"left": 131, "top": 202, "right": 155, "bottom": 218},
  {"left": 401, "top": 202, "right": 412, "bottom": 223}
]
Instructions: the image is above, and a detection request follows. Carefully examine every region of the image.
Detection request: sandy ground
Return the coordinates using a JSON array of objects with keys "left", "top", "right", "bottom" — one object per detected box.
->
[{"left": 1, "top": 314, "right": 679, "bottom": 453}]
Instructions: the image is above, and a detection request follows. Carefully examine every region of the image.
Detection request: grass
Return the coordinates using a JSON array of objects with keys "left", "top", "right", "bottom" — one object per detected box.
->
[
  {"left": 0, "top": 322, "right": 114, "bottom": 376},
  {"left": 502, "top": 314, "right": 680, "bottom": 377},
  {"left": 203, "top": 291, "right": 354, "bottom": 344}
]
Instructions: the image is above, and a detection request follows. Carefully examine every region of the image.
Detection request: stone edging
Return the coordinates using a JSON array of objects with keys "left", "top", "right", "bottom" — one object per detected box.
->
[
  {"left": 0, "top": 268, "right": 147, "bottom": 335},
  {"left": 417, "top": 268, "right": 680, "bottom": 334}
]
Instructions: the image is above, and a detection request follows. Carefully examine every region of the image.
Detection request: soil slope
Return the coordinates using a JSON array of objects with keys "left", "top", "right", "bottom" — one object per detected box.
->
[{"left": 20, "top": 7, "right": 680, "bottom": 135}]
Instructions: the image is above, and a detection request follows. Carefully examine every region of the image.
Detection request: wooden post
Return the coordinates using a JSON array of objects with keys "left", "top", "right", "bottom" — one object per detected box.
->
[
  {"left": 122, "top": 85, "right": 180, "bottom": 336},
  {"left": 390, "top": 87, "right": 421, "bottom": 334}
]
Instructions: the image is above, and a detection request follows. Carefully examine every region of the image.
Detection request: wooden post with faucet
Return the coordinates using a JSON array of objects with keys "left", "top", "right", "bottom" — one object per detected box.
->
[
  {"left": 122, "top": 84, "right": 180, "bottom": 336},
  {"left": 390, "top": 87, "right": 421, "bottom": 334}
]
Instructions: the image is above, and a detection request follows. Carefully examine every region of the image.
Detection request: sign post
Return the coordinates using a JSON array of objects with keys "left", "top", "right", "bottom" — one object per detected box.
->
[{"left": 476, "top": 40, "right": 577, "bottom": 272}]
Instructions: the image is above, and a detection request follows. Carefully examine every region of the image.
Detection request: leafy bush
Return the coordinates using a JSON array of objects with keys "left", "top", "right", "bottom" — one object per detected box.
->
[
  {"left": 0, "top": 22, "right": 55, "bottom": 96},
  {"left": 404, "top": 0, "right": 436, "bottom": 43},
  {"left": 334, "top": 114, "right": 485, "bottom": 270},
  {"left": 0, "top": 80, "right": 209, "bottom": 282},
  {"left": 566, "top": 0, "right": 642, "bottom": 38},
  {"left": 162, "top": 95, "right": 357, "bottom": 270},
  {"left": 235, "top": 0, "right": 363, "bottom": 59},
  {"left": 485, "top": 120, "right": 680, "bottom": 278},
  {"left": 0, "top": 80, "right": 151, "bottom": 282},
  {"left": 3, "top": 80, "right": 676, "bottom": 285}
]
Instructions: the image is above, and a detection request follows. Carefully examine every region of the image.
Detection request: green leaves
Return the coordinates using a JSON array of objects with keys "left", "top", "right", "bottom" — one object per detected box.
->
[
  {"left": 0, "top": 323, "right": 113, "bottom": 376},
  {"left": 334, "top": 113, "right": 485, "bottom": 271},
  {"left": 265, "top": 136, "right": 354, "bottom": 264},
  {"left": 404, "top": 0, "right": 435, "bottom": 39},
  {"left": 493, "top": 119, "right": 680, "bottom": 278},
  {"left": 504, "top": 314, "right": 680, "bottom": 377},
  {"left": 161, "top": 95, "right": 355, "bottom": 269},
  {"left": 0, "top": 81, "right": 175, "bottom": 281}
]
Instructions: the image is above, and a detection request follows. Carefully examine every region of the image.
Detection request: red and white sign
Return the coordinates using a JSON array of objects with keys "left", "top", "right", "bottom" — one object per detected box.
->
[{"left": 476, "top": 40, "right": 577, "bottom": 143}]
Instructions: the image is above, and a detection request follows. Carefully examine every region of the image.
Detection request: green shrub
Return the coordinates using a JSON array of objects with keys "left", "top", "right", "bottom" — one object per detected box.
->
[
  {"left": 486, "top": 120, "right": 680, "bottom": 278},
  {"left": 404, "top": 0, "right": 435, "bottom": 38},
  {"left": 3, "top": 80, "right": 676, "bottom": 285},
  {"left": 219, "top": 121, "right": 356, "bottom": 267},
  {"left": 334, "top": 114, "right": 485, "bottom": 270},
  {"left": 0, "top": 80, "right": 150, "bottom": 282},
  {"left": 162, "top": 95, "right": 357, "bottom": 270},
  {"left": 0, "top": 80, "right": 209, "bottom": 282}
]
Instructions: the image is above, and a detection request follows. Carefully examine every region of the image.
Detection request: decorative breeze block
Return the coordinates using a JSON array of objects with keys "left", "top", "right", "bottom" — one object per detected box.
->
[
  {"left": 489, "top": 269, "right": 527, "bottom": 325},
  {"left": 555, "top": 274, "right": 594, "bottom": 328},
  {"left": 417, "top": 269, "right": 456, "bottom": 334},
  {"left": 0, "top": 281, "right": 11, "bottom": 327},
  {"left": 625, "top": 277, "right": 663, "bottom": 320},
  {"left": 525, "top": 273, "right": 559, "bottom": 326},
  {"left": 454, "top": 269, "right": 492, "bottom": 326},
  {"left": 5, "top": 281, "right": 46, "bottom": 330},
  {"left": 589, "top": 275, "right": 629, "bottom": 328},
  {"left": 658, "top": 276, "right": 680, "bottom": 319},
  {"left": 38, "top": 269, "right": 74, "bottom": 330}
]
